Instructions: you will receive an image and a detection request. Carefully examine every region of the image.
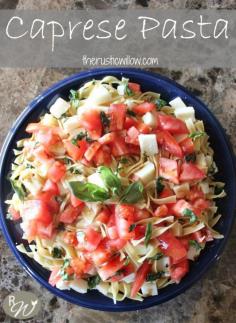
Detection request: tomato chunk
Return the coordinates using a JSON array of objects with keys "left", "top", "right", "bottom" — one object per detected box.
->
[
  {"left": 79, "top": 110, "right": 102, "bottom": 139},
  {"left": 93, "top": 145, "right": 112, "bottom": 166},
  {"left": 179, "top": 162, "right": 206, "bottom": 182},
  {"left": 154, "top": 204, "right": 169, "bottom": 217},
  {"left": 43, "top": 179, "right": 59, "bottom": 196},
  {"left": 111, "top": 136, "right": 128, "bottom": 157},
  {"left": 115, "top": 205, "right": 135, "bottom": 240},
  {"left": 109, "top": 103, "right": 126, "bottom": 131},
  {"left": 170, "top": 258, "right": 189, "bottom": 283},
  {"left": 23, "top": 200, "right": 52, "bottom": 225},
  {"left": 98, "top": 255, "right": 125, "bottom": 281},
  {"left": 169, "top": 199, "right": 193, "bottom": 217},
  {"left": 84, "top": 227, "right": 103, "bottom": 252},
  {"left": 131, "top": 261, "right": 151, "bottom": 298},
  {"left": 84, "top": 142, "right": 101, "bottom": 161},
  {"left": 47, "top": 161, "right": 66, "bottom": 183},
  {"left": 133, "top": 102, "right": 155, "bottom": 115},
  {"left": 159, "top": 157, "right": 179, "bottom": 184},
  {"left": 60, "top": 204, "right": 84, "bottom": 224},
  {"left": 64, "top": 140, "right": 87, "bottom": 161},
  {"left": 179, "top": 137, "right": 194, "bottom": 155},
  {"left": 157, "top": 131, "right": 183, "bottom": 158},
  {"left": 157, "top": 113, "right": 188, "bottom": 134},
  {"left": 49, "top": 267, "right": 61, "bottom": 287},
  {"left": 128, "top": 82, "right": 141, "bottom": 93}
]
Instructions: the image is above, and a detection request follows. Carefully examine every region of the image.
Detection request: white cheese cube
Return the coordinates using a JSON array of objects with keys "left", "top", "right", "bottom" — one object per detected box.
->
[
  {"left": 63, "top": 115, "right": 80, "bottom": 133},
  {"left": 56, "top": 279, "right": 70, "bottom": 290},
  {"left": 169, "top": 97, "right": 187, "bottom": 109},
  {"left": 88, "top": 85, "right": 112, "bottom": 105},
  {"left": 69, "top": 279, "right": 88, "bottom": 293},
  {"left": 174, "top": 106, "right": 195, "bottom": 122},
  {"left": 142, "top": 112, "right": 156, "bottom": 127},
  {"left": 122, "top": 273, "right": 136, "bottom": 283},
  {"left": 50, "top": 97, "right": 70, "bottom": 119},
  {"left": 138, "top": 134, "right": 158, "bottom": 156},
  {"left": 141, "top": 282, "right": 158, "bottom": 296},
  {"left": 87, "top": 172, "right": 106, "bottom": 189},
  {"left": 134, "top": 162, "right": 155, "bottom": 185}
]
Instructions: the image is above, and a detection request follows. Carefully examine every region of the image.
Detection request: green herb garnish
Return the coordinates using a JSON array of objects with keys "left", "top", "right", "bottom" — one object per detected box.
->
[
  {"left": 155, "top": 98, "right": 167, "bottom": 109},
  {"left": 52, "top": 247, "right": 62, "bottom": 258},
  {"left": 156, "top": 176, "right": 164, "bottom": 194},
  {"left": 100, "top": 111, "right": 110, "bottom": 128},
  {"left": 127, "top": 110, "right": 136, "bottom": 117},
  {"left": 98, "top": 166, "right": 121, "bottom": 195},
  {"left": 87, "top": 275, "right": 101, "bottom": 289},
  {"left": 183, "top": 208, "right": 197, "bottom": 224},
  {"left": 10, "top": 179, "right": 26, "bottom": 201},
  {"left": 188, "top": 131, "right": 205, "bottom": 140},
  {"left": 146, "top": 271, "right": 164, "bottom": 281},
  {"left": 69, "top": 181, "right": 109, "bottom": 202},
  {"left": 129, "top": 223, "right": 137, "bottom": 232},
  {"left": 69, "top": 89, "right": 80, "bottom": 109},
  {"left": 144, "top": 223, "right": 152, "bottom": 246},
  {"left": 120, "top": 181, "right": 144, "bottom": 204},
  {"left": 189, "top": 240, "right": 202, "bottom": 250},
  {"left": 185, "top": 153, "right": 196, "bottom": 163},
  {"left": 214, "top": 186, "right": 224, "bottom": 195}
]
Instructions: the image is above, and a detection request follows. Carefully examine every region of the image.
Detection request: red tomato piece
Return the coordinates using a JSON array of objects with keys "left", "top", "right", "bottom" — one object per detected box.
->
[
  {"left": 170, "top": 199, "right": 193, "bottom": 217},
  {"left": 157, "top": 131, "right": 183, "bottom": 158},
  {"left": 98, "top": 255, "right": 125, "bottom": 281},
  {"left": 109, "top": 103, "right": 126, "bottom": 131},
  {"left": 93, "top": 145, "right": 112, "bottom": 166},
  {"left": 125, "top": 126, "right": 140, "bottom": 145},
  {"left": 127, "top": 144, "right": 141, "bottom": 156},
  {"left": 49, "top": 267, "right": 61, "bottom": 287},
  {"left": 107, "top": 226, "right": 119, "bottom": 240},
  {"left": 106, "top": 238, "right": 127, "bottom": 250},
  {"left": 179, "top": 162, "right": 206, "bottom": 182},
  {"left": 193, "top": 198, "right": 210, "bottom": 215},
  {"left": 70, "top": 194, "right": 84, "bottom": 208},
  {"left": 110, "top": 262, "right": 135, "bottom": 282},
  {"left": 128, "top": 82, "right": 141, "bottom": 93},
  {"left": 136, "top": 121, "right": 152, "bottom": 134},
  {"left": 79, "top": 110, "right": 102, "bottom": 139},
  {"left": 84, "top": 142, "right": 101, "bottom": 161},
  {"left": 98, "top": 132, "right": 116, "bottom": 145},
  {"left": 36, "top": 129, "right": 60, "bottom": 148},
  {"left": 124, "top": 116, "right": 138, "bottom": 130},
  {"left": 134, "top": 225, "right": 146, "bottom": 240},
  {"left": 130, "top": 261, "right": 151, "bottom": 298},
  {"left": 170, "top": 258, "right": 189, "bottom": 283},
  {"left": 47, "top": 161, "right": 66, "bottom": 183},
  {"left": 23, "top": 200, "right": 52, "bottom": 225},
  {"left": 159, "top": 187, "right": 174, "bottom": 199},
  {"left": 134, "top": 209, "right": 150, "bottom": 221},
  {"left": 36, "top": 221, "right": 54, "bottom": 239},
  {"left": 159, "top": 157, "right": 179, "bottom": 184},
  {"left": 70, "top": 257, "right": 91, "bottom": 277},
  {"left": 192, "top": 230, "right": 206, "bottom": 243},
  {"left": 43, "top": 179, "right": 59, "bottom": 196},
  {"left": 188, "top": 186, "right": 205, "bottom": 202},
  {"left": 157, "top": 113, "right": 188, "bottom": 134},
  {"left": 64, "top": 139, "right": 88, "bottom": 161},
  {"left": 60, "top": 204, "right": 84, "bottom": 224},
  {"left": 8, "top": 206, "right": 21, "bottom": 221},
  {"left": 63, "top": 231, "right": 78, "bottom": 246},
  {"left": 96, "top": 208, "right": 111, "bottom": 224},
  {"left": 154, "top": 204, "right": 169, "bottom": 217},
  {"left": 84, "top": 227, "right": 103, "bottom": 252},
  {"left": 111, "top": 136, "right": 128, "bottom": 157},
  {"left": 133, "top": 102, "right": 156, "bottom": 115},
  {"left": 115, "top": 205, "right": 135, "bottom": 240},
  {"left": 158, "top": 231, "right": 187, "bottom": 264},
  {"left": 179, "top": 137, "right": 194, "bottom": 155}
]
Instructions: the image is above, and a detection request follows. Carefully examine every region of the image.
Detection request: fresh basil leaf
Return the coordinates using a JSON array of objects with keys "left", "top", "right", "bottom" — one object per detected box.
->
[
  {"left": 145, "top": 222, "right": 152, "bottom": 246},
  {"left": 183, "top": 208, "right": 197, "bottom": 224},
  {"left": 155, "top": 98, "right": 167, "bottom": 109},
  {"left": 189, "top": 240, "right": 202, "bottom": 250},
  {"left": 129, "top": 223, "right": 137, "bottom": 232},
  {"left": 100, "top": 111, "right": 110, "bottom": 128},
  {"left": 69, "top": 181, "right": 109, "bottom": 202},
  {"left": 149, "top": 252, "right": 163, "bottom": 261},
  {"left": 127, "top": 109, "right": 136, "bottom": 117},
  {"left": 69, "top": 89, "right": 80, "bottom": 109},
  {"left": 10, "top": 179, "right": 26, "bottom": 201},
  {"left": 120, "top": 181, "right": 144, "bottom": 204},
  {"left": 87, "top": 275, "right": 101, "bottom": 289},
  {"left": 185, "top": 153, "right": 196, "bottom": 163},
  {"left": 146, "top": 271, "right": 164, "bottom": 281},
  {"left": 156, "top": 177, "right": 164, "bottom": 194},
  {"left": 188, "top": 131, "right": 205, "bottom": 140},
  {"left": 52, "top": 247, "right": 62, "bottom": 258},
  {"left": 98, "top": 166, "right": 121, "bottom": 195}
]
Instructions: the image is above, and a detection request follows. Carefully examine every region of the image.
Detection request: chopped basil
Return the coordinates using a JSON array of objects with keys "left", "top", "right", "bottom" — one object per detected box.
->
[
  {"left": 71, "top": 131, "right": 93, "bottom": 144},
  {"left": 100, "top": 111, "right": 110, "bottom": 128},
  {"left": 60, "top": 259, "right": 73, "bottom": 281},
  {"left": 183, "top": 208, "right": 197, "bottom": 224},
  {"left": 69, "top": 166, "right": 82, "bottom": 175},
  {"left": 124, "top": 83, "right": 133, "bottom": 96},
  {"left": 119, "top": 157, "right": 129, "bottom": 164},
  {"left": 185, "top": 153, "right": 196, "bottom": 163},
  {"left": 87, "top": 275, "right": 101, "bottom": 289},
  {"left": 189, "top": 240, "right": 202, "bottom": 250},
  {"left": 127, "top": 109, "right": 136, "bottom": 117},
  {"left": 63, "top": 157, "right": 73, "bottom": 165},
  {"left": 144, "top": 223, "right": 152, "bottom": 246},
  {"left": 10, "top": 179, "right": 26, "bottom": 201},
  {"left": 214, "top": 186, "right": 224, "bottom": 195},
  {"left": 155, "top": 98, "right": 167, "bottom": 109},
  {"left": 156, "top": 176, "right": 164, "bottom": 194},
  {"left": 120, "top": 181, "right": 144, "bottom": 204},
  {"left": 146, "top": 271, "right": 164, "bottom": 281},
  {"left": 129, "top": 223, "right": 137, "bottom": 232},
  {"left": 188, "top": 131, "right": 205, "bottom": 140},
  {"left": 149, "top": 252, "right": 163, "bottom": 261},
  {"left": 98, "top": 166, "right": 121, "bottom": 195},
  {"left": 52, "top": 247, "right": 62, "bottom": 258},
  {"left": 69, "top": 181, "right": 110, "bottom": 202},
  {"left": 69, "top": 89, "right": 80, "bottom": 109}
]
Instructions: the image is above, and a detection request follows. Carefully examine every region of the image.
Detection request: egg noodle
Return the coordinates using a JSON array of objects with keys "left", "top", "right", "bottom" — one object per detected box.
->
[{"left": 6, "top": 76, "right": 226, "bottom": 302}]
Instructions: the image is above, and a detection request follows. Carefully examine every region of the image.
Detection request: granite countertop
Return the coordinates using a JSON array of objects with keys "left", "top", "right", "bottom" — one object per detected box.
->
[{"left": 0, "top": 1, "right": 236, "bottom": 323}]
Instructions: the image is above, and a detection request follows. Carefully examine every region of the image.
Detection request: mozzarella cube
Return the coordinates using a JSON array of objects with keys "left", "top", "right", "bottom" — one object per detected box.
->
[
  {"left": 50, "top": 97, "right": 70, "bottom": 119},
  {"left": 141, "top": 282, "right": 158, "bottom": 296},
  {"left": 174, "top": 106, "right": 195, "bottom": 122},
  {"left": 142, "top": 112, "right": 156, "bottom": 127},
  {"left": 63, "top": 115, "right": 80, "bottom": 132},
  {"left": 138, "top": 134, "right": 158, "bottom": 156},
  {"left": 134, "top": 162, "right": 155, "bottom": 185},
  {"left": 69, "top": 279, "right": 88, "bottom": 293},
  {"left": 88, "top": 85, "right": 112, "bottom": 105},
  {"left": 122, "top": 273, "right": 136, "bottom": 283},
  {"left": 169, "top": 97, "right": 187, "bottom": 109},
  {"left": 87, "top": 172, "right": 106, "bottom": 189}
]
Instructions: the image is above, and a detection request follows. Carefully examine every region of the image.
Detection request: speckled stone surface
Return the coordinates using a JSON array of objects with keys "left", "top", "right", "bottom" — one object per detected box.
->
[{"left": 0, "top": 1, "right": 236, "bottom": 323}]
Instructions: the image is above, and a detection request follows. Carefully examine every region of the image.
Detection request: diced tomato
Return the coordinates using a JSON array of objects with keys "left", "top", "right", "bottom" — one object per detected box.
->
[
  {"left": 70, "top": 194, "right": 84, "bottom": 208},
  {"left": 91, "top": 239, "right": 113, "bottom": 265},
  {"left": 133, "top": 102, "right": 156, "bottom": 115},
  {"left": 134, "top": 208, "right": 150, "bottom": 221},
  {"left": 158, "top": 230, "right": 187, "bottom": 264},
  {"left": 193, "top": 198, "right": 210, "bottom": 215},
  {"left": 204, "top": 228, "right": 214, "bottom": 241},
  {"left": 124, "top": 116, "right": 138, "bottom": 130},
  {"left": 110, "top": 262, "right": 135, "bottom": 282},
  {"left": 37, "top": 192, "right": 59, "bottom": 214},
  {"left": 64, "top": 139, "right": 87, "bottom": 161},
  {"left": 136, "top": 121, "right": 152, "bottom": 134},
  {"left": 128, "top": 82, "right": 141, "bottom": 93},
  {"left": 157, "top": 113, "right": 188, "bottom": 134},
  {"left": 115, "top": 205, "right": 135, "bottom": 240},
  {"left": 179, "top": 162, "right": 206, "bottom": 182},
  {"left": 178, "top": 238, "right": 189, "bottom": 251},
  {"left": 131, "top": 261, "right": 151, "bottom": 298},
  {"left": 157, "top": 131, "right": 183, "bottom": 158},
  {"left": 154, "top": 204, "right": 169, "bottom": 217},
  {"left": 79, "top": 110, "right": 102, "bottom": 139},
  {"left": 106, "top": 238, "right": 127, "bottom": 250},
  {"left": 96, "top": 208, "right": 111, "bottom": 224},
  {"left": 36, "top": 221, "right": 54, "bottom": 239},
  {"left": 33, "top": 146, "right": 52, "bottom": 163},
  {"left": 188, "top": 186, "right": 205, "bottom": 202},
  {"left": 98, "top": 132, "right": 116, "bottom": 145},
  {"left": 134, "top": 225, "right": 146, "bottom": 240},
  {"left": 111, "top": 136, "right": 128, "bottom": 157},
  {"left": 84, "top": 227, "right": 103, "bottom": 252},
  {"left": 49, "top": 267, "right": 61, "bottom": 287},
  {"left": 36, "top": 129, "right": 60, "bottom": 149},
  {"left": 192, "top": 230, "right": 206, "bottom": 243},
  {"left": 109, "top": 103, "right": 126, "bottom": 131},
  {"left": 159, "top": 157, "right": 179, "bottom": 184},
  {"left": 169, "top": 199, "right": 193, "bottom": 217},
  {"left": 60, "top": 204, "right": 84, "bottom": 224},
  {"left": 43, "top": 179, "right": 59, "bottom": 196},
  {"left": 107, "top": 226, "right": 119, "bottom": 240},
  {"left": 84, "top": 142, "right": 101, "bottom": 161},
  {"left": 8, "top": 206, "right": 21, "bottom": 221},
  {"left": 70, "top": 257, "right": 91, "bottom": 277},
  {"left": 47, "top": 161, "right": 66, "bottom": 183},
  {"left": 23, "top": 200, "right": 52, "bottom": 225},
  {"left": 159, "top": 187, "right": 174, "bottom": 199},
  {"left": 98, "top": 255, "right": 125, "bottom": 281},
  {"left": 93, "top": 145, "right": 112, "bottom": 166},
  {"left": 127, "top": 144, "right": 140, "bottom": 155},
  {"left": 170, "top": 258, "right": 189, "bottom": 283},
  {"left": 179, "top": 137, "right": 194, "bottom": 155},
  {"left": 26, "top": 123, "right": 62, "bottom": 136},
  {"left": 63, "top": 231, "right": 78, "bottom": 246},
  {"left": 125, "top": 126, "right": 139, "bottom": 145}
]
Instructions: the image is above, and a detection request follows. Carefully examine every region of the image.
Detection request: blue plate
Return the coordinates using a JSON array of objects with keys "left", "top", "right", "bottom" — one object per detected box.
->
[{"left": 0, "top": 68, "right": 236, "bottom": 311}]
